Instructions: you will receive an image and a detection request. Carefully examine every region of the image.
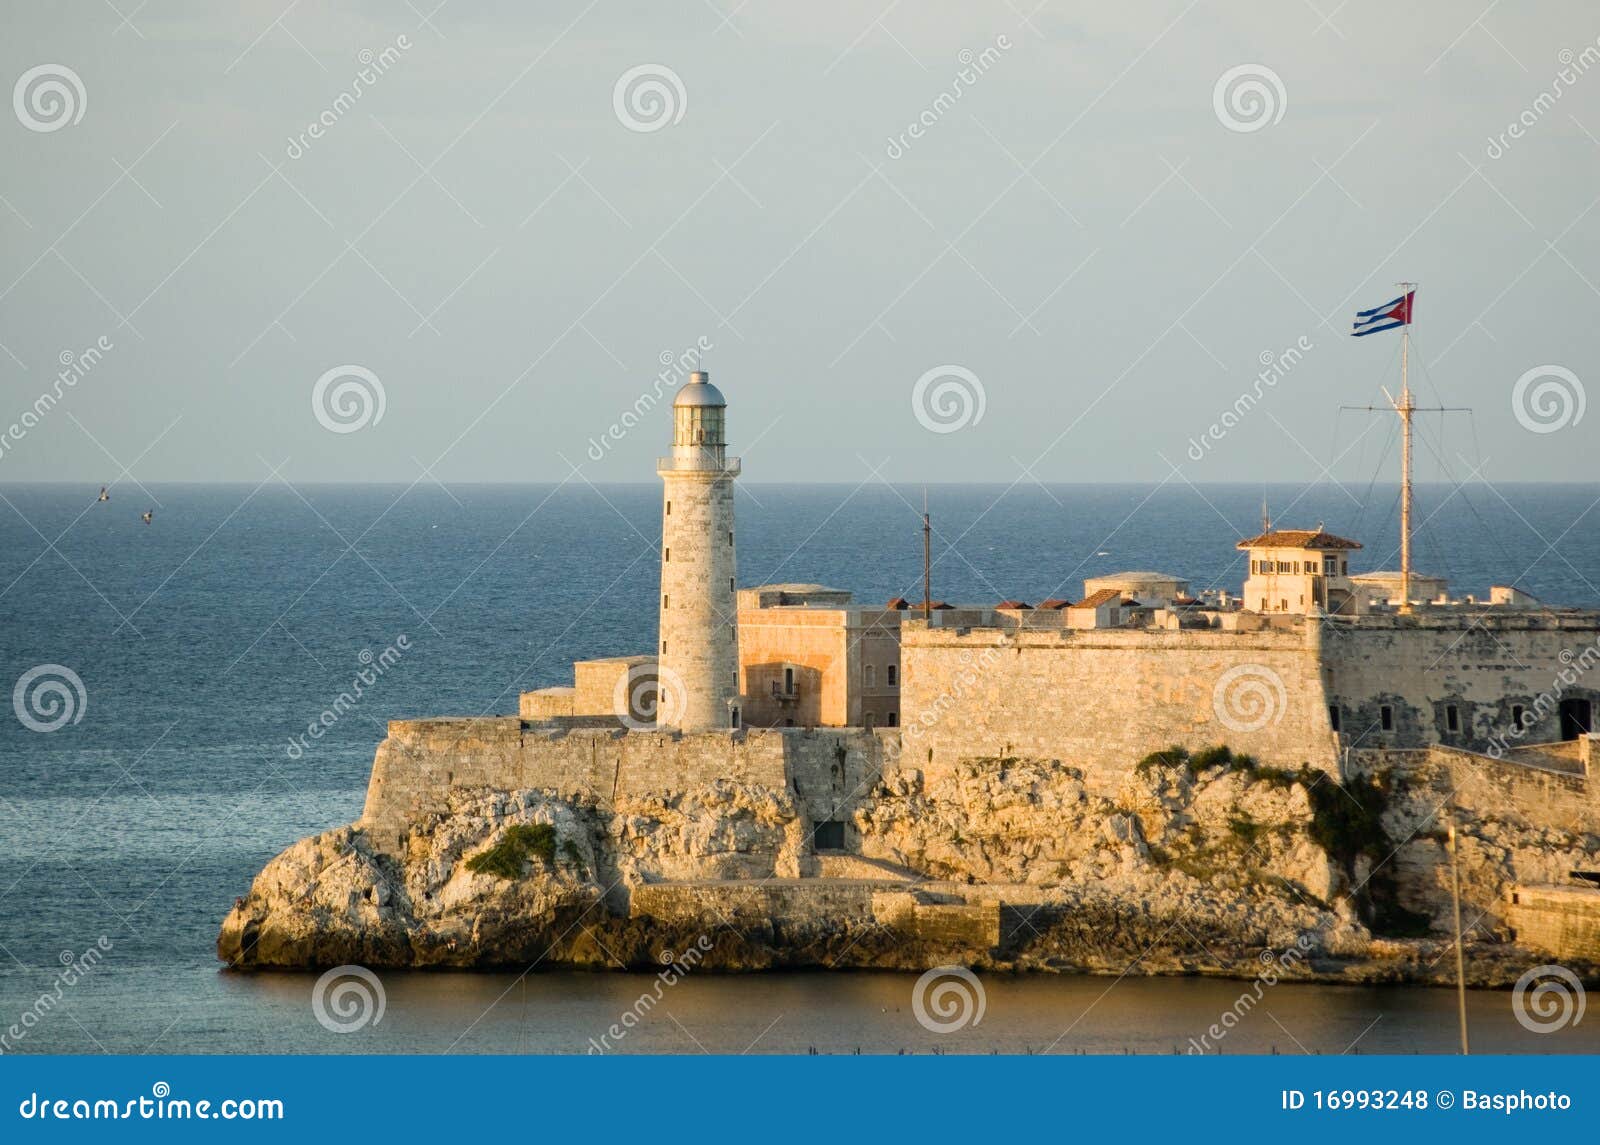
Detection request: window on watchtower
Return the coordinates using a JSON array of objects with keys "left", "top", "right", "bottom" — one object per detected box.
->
[
  {"left": 666, "top": 501, "right": 671, "bottom": 515},
  {"left": 662, "top": 594, "right": 669, "bottom": 608}
]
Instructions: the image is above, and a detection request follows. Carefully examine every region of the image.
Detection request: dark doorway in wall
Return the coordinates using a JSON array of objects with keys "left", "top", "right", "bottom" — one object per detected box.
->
[
  {"left": 1559, "top": 698, "right": 1593, "bottom": 740},
  {"left": 812, "top": 821, "right": 845, "bottom": 851}
]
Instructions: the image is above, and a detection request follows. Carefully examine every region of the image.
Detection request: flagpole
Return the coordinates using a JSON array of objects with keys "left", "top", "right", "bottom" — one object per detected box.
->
[{"left": 1398, "top": 282, "right": 1415, "bottom": 615}]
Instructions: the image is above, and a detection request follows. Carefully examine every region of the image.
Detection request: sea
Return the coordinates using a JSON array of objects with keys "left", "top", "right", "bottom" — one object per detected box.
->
[{"left": 1, "top": 481, "right": 1598, "bottom": 1055}]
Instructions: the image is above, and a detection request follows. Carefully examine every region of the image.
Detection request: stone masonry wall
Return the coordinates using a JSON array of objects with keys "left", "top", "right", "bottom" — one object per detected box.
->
[
  {"left": 897, "top": 622, "right": 1339, "bottom": 794},
  {"left": 1321, "top": 615, "right": 1600, "bottom": 753},
  {"left": 359, "top": 719, "right": 894, "bottom": 849}
]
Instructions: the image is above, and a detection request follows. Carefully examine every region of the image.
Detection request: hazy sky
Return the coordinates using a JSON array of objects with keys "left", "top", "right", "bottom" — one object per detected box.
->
[{"left": 2, "top": 1, "right": 1597, "bottom": 485}]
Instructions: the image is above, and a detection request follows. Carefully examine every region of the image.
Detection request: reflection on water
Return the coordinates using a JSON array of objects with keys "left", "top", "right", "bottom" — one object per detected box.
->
[{"left": 11, "top": 967, "right": 1596, "bottom": 1055}]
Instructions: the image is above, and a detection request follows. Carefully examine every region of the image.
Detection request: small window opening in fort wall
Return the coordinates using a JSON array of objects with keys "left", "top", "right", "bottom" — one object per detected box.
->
[
  {"left": 1560, "top": 698, "right": 1592, "bottom": 740},
  {"left": 1380, "top": 705, "right": 1394, "bottom": 731},
  {"left": 1328, "top": 705, "right": 1341, "bottom": 732},
  {"left": 1446, "top": 704, "right": 1460, "bottom": 733},
  {"left": 812, "top": 821, "right": 845, "bottom": 851}
]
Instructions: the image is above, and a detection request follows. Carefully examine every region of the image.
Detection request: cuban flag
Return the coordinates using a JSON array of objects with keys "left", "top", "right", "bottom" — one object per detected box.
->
[{"left": 1352, "top": 289, "right": 1415, "bottom": 336}]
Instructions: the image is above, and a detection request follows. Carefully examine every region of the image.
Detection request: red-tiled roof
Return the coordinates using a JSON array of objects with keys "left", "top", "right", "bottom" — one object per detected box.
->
[
  {"left": 996, "top": 600, "right": 1032, "bottom": 610},
  {"left": 886, "top": 596, "right": 910, "bottom": 610},
  {"left": 1236, "top": 529, "right": 1362, "bottom": 551},
  {"left": 1037, "top": 598, "right": 1073, "bottom": 610},
  {"left": 1071, "top": 588, "right": 1125, "bottom": 609}
]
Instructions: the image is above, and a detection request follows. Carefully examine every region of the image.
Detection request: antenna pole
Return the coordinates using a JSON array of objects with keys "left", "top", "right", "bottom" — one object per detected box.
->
[
  {"left": 1398, "top": 283, "right": 1415, "bottom": 615},
  {"left": 922, "top": 488, "right": 932, "bottom": 620}
]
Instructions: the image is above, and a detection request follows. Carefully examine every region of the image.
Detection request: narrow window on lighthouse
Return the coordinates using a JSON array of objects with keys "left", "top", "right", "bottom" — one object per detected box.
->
[
  {"left": 666, "top": 501, "right": 671, "bottom": 515},
  {"left": 663, "top": 595, "right": 669, "bottom": 608},
  {"left": 664, "top": 548, "right": 670, "bottom": 562},
  {"left": 728, "top": 530, "right": 733, "bottom": 545}
]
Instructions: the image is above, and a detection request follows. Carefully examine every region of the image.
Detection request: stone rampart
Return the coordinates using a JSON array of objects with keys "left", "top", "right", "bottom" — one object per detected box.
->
[
  {"left": 897, "top": 623, "right": 1338, "bottom": 792},
  {"left": 1506, "top": 885, "right": 1600, "bottom": 961},
  {"left": 359, "top": 719, "right": 896, "bottom": 846}
]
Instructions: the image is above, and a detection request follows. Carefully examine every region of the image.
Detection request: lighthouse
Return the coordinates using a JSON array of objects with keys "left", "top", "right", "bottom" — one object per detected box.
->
[{"left": 656, "top": 371, "right": 741, "bottom": 731}]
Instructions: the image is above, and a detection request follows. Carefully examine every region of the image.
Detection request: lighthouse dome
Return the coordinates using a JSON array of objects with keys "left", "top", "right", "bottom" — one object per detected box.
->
[{"left": 673, "top": 371, "right": 725, "bottom": 408}]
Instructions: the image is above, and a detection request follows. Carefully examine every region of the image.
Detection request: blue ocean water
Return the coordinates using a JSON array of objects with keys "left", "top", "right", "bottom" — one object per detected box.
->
[{"left": 1, "top": 481, "right": 1597, "bottom": 1054}]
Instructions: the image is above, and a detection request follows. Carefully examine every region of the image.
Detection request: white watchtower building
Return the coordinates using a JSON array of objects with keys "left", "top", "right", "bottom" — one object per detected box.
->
[{"left": 656, "top": 371, "right": 742, "bottom": 731}]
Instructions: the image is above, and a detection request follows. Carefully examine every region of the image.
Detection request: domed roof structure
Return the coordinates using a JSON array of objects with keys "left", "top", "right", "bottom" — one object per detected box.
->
[{"left": 673, "top": 370, "right": 725, "bottom": 408}]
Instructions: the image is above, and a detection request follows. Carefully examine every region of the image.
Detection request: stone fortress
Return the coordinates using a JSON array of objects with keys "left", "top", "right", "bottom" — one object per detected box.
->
[{"left": 223, "top": 370, "right": 1600, "bottom": 976}]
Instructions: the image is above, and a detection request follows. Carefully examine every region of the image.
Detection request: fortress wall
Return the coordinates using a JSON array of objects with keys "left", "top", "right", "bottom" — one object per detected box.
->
[
  {"left": 897, "top": 626, "right": 1338, "bottom": 793},
  {"left": 1351, "top": 745, "right": 1595, "bottom": 835},
  {"left": 1505, "top": 886, "right": 1600, "bottom": 961},
  {"left": 1321, "top": 618, "right": 1600, "bottom": 753},
  {"left": 631, "top": 881, "right": 877, "bottom": 928},
  {"left": 360, "top": 720, "right": 891, "bottom": 846}
]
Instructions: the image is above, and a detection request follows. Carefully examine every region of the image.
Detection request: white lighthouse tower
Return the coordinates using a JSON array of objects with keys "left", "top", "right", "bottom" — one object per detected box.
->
[{"left": 656, "top": 371, "right": 741, "bottom": 731}]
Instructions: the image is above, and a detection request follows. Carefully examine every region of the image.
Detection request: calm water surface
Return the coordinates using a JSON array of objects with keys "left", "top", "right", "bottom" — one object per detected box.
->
[{"left": 2, "top": 483, "right": 1597, "bottom": 1054}]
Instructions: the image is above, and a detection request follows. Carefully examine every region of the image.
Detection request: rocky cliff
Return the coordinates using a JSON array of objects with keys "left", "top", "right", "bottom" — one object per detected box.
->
[{"left": 219, "top": 746, "right": 1600, "bottom": 982}]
